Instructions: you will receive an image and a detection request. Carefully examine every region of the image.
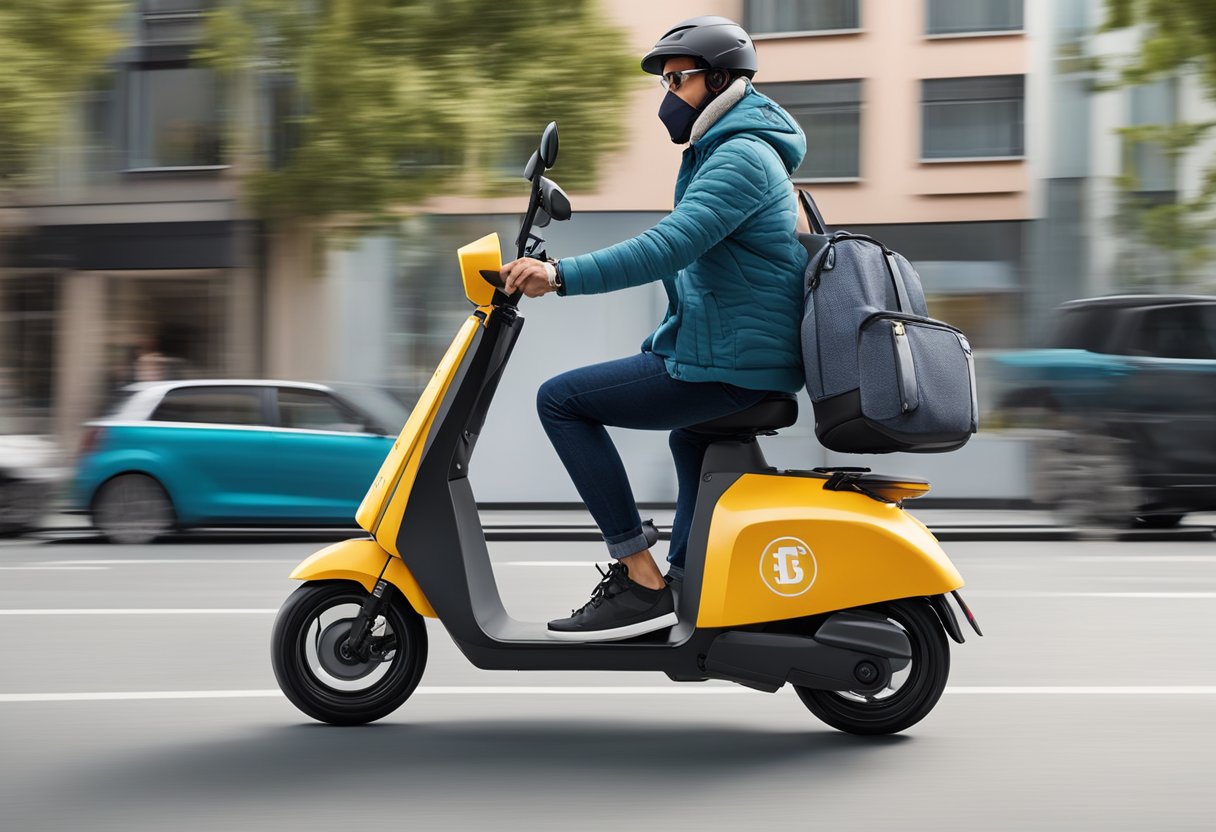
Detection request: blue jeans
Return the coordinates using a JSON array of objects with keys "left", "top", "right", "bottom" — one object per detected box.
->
[{"left": 537, "top": 351, "right": 768, "bottom": 568}]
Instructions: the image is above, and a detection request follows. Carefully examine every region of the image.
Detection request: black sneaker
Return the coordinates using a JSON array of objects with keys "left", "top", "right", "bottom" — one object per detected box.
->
[{"left": 547, "top": 562, "right": 677, "bottom": 642}]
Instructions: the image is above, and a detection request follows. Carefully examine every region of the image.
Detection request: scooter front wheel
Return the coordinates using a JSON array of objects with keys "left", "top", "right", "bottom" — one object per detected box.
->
[
  {"left": 794, "top": 598, "right": 949, "bottom": 735},
  {"left": 272, "top": 580, "right": 427, "bottom": 725}
]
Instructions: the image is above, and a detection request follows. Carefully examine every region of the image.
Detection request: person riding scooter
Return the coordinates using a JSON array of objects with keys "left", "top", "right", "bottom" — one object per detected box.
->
[{"left": 500, "top": 16, "right": 809, "bottom": 640}]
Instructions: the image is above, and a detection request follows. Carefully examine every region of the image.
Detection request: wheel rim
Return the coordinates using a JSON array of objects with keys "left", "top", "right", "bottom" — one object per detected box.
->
[
  {"left": 827, "top": 610, "right": 920, "bottom": 708},
  {"left": 96, "top": 476, "right": 172, "bottom": 544},
  {"left": 295, "top": 593, "right": 409, "bottom": 697}
]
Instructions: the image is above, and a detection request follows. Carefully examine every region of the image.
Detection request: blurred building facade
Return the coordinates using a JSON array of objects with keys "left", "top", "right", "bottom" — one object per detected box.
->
[
  {"left": 4, "top": 0, "right": 1210, "bottom": 502},
  {"left": 0, "top": 1, "right": 258, "bottom": 446}
]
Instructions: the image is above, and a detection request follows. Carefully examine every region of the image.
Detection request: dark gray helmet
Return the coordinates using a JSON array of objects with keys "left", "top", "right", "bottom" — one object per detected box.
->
[{"left": 641, "top": 16, "right": 758, "bottom": 77}]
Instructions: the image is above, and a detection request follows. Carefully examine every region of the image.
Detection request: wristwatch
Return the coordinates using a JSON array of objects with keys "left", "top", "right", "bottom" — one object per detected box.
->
[{"left": 542, "top": 259, "right": 562, "bottom": 290}]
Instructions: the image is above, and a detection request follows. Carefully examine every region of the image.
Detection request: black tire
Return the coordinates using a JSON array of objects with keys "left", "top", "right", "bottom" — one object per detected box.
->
[
  {"left": 795, "top": 599, "right": 949, "bottom": 735},
  {"left": 272, "top": 580, "right": 427, "bottom": 725},
  {"left": 1133, "top": 513, "right": 1185, "bottom": 529},
  {"left": 92, "top": 473, "right": 175, "bottom": 545}
]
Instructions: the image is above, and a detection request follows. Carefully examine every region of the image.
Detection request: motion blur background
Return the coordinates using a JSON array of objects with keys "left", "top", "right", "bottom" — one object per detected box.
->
[{"left": 1, "top": 0, "right": 1213, "bottom": 515}]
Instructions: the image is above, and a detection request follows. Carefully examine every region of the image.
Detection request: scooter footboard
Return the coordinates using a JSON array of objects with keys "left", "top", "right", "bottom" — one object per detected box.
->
[{"left": 289, "top": 538, "right": 436, "bottom": 617}]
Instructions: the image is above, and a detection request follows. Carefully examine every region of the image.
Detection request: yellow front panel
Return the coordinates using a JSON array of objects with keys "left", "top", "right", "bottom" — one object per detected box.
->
[
  {"left": 355, "top": 314, "right": 481, "bottom": 546},
  {"left": 459, "top": 232, "right": 502, "bottom": 307},
  {"left": 697, "top": 474, "right": 964, "bottom": 628}
]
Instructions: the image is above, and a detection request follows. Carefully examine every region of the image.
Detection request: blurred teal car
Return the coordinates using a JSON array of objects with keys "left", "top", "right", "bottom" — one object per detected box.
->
[{"left": 71, "top": 381, "right": 408, "bottom": 544}]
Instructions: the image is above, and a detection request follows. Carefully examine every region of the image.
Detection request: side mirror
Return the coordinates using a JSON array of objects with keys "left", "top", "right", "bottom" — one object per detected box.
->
[
  {"left": 540, "top": 176, "right": 571, "bottom": 221},
  {"left": 539, "top": 121, "right": 559, "bottom": 168},
  {"left": 523, "top": 150, "right": 540, "bottom": 181}
]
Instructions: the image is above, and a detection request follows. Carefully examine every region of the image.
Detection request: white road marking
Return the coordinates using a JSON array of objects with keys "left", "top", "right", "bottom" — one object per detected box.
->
[
  {"left": 42, "top": 559, "right": 299, "bottom": 565},
  {"left": 2, "top": 686, "right": 1216, "bottom": 703},
  {"left": 0, "top": 566, "right": 110, "bottom": 571},
  {"left": 501, "top": 561, "right": 603, "bottom": 567},
  {"left": 967, "top": 591, "right": 1216, "bottom": 599},
  {"left": 1066, "top": 555, "right": 1216, "bottom": 564},
  {"left": 0, "top": 608, "right": 277, "bottom": 616}
]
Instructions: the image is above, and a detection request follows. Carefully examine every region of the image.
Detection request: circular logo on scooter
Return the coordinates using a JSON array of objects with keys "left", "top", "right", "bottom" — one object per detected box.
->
[{"left": 759, "top": 537, "right": 817, "bottom": 597}]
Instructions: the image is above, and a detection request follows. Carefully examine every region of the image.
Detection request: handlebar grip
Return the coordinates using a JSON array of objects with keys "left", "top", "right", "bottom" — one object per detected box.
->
[{"left": 478, "top": 269, "right": 521, "bottom": 307}]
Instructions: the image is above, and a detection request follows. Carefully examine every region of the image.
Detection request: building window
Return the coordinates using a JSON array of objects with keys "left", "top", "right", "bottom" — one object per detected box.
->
[
  {"left": 744, "top": 0, "right": 860, "bottom": 35},
  {"left": 1126, "top": 78, "right": 1177, "bottom": 195},
  {"left": 129, "top": 66, "right": 225, "bottom": 168},
  {"left": 922, "top": 76, "right": 1024, "bottom": 160},
  {"left": 926, "top": 0, "right": 1023, "bottom": 36},
  {"left": 141, "top": 1, "right": 211, "bottom": 44},
  {"left": 759, "top": 80, "right": 861, "bottom": 179}
]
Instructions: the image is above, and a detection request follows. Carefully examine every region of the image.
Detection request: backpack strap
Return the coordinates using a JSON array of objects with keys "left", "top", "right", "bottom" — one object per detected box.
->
[
  {"left": 883, "top": 250, "right": 913, "bottom": 313},
  {"left": 795, "top": 188, "right": 828, "bottom": 235}
]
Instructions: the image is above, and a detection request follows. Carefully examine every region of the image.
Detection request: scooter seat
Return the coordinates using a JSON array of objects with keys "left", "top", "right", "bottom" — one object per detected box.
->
[{"left": 687, "top": 392, "right": 798, "bottom": 437}]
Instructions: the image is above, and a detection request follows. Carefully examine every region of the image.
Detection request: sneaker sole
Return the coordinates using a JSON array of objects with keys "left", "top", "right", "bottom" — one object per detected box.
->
[{"left": 546, "top": 611, "right": 679, "bottom": 643}]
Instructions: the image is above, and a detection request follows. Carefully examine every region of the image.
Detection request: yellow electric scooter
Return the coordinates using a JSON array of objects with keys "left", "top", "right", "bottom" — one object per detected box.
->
[{"left": 272, "top": 123, "right": 981, "bottom": 734}]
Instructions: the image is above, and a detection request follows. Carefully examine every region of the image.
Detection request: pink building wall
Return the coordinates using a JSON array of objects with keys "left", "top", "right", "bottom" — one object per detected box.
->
[{"left": 429, "top": 0, "right": 1029, "bottom": 224}]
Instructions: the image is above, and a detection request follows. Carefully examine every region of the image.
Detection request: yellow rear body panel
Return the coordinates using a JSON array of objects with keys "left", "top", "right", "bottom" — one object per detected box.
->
[
  {"left": 289, "top": 538, "right": 436, "bottom": 618},
  {"left": 697, "top": 474, "right": 963, "bottom": 628}
]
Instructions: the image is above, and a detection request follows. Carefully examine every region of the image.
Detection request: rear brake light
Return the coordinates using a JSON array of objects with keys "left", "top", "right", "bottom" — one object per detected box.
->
[{"left": 78, "top": 426, "right": 105, "bottom": 457}]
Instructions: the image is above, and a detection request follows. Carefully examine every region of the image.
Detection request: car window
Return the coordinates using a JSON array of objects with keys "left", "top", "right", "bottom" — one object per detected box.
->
[
  {"left": 1131, "top": 305, "right": 1216, "bottom": 360},
  {"left": 277, "top": 388, "right": 367, "bottom": 433},
  {"left": 1053, "top": 307, "right": 1113, "bottom": 352},
  {"left": 151, "top": 387, "right": 266, "bottom": 426}
]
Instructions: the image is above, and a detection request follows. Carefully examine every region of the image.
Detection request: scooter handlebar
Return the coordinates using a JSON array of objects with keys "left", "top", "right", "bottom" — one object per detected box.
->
[{"left": 479, "top": 269, "right": 522, "bottom": 307}]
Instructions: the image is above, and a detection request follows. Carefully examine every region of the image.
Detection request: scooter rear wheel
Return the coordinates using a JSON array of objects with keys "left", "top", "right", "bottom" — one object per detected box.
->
[
  {"left": 794, "top": 599, "right": 948, "bottom": 735},
  {"left": 272, "top": 580, "right": 427, "bottom": 725}
]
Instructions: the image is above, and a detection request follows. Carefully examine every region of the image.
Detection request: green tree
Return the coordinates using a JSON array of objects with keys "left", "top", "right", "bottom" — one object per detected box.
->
[
  {"left": 0, "top": 0, "right": 126, "bottom": 184},
  {"left": 200, "top": 0, "right": 638, "bottom": 223},
  {"left": 1103, "top": 0, "right": 1216, "bottom": 288}
]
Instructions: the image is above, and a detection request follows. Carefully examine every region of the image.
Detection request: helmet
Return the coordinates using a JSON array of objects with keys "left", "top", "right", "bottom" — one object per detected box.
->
[{"left": 641, "top": 16, "right": 758, "bottom": 77}]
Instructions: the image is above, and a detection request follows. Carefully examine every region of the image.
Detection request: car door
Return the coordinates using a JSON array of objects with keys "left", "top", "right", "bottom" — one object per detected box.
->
[
  {"left": 1115, "top": 303, "right": 1216, "bottom": 493},
  {"left": 145, "top": 385, "right": 281, "bottom": 522},
  {"left": 267, "top": 386, "right": 394, "bottom": 524}
]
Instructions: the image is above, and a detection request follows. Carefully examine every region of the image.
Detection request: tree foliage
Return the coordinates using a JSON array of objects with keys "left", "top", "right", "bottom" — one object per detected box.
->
[
  {"left": 1103, "top": 0, "right": 1216, "bottom": 286},
  {"left": 0, "top": 0, "right": 126, "bottom": 184},
  {"left": 200, "top": 0, "right": 639, "bottom": 222}
]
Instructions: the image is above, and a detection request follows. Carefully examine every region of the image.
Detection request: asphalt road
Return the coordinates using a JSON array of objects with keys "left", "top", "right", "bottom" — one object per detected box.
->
[{"left": 1, "top": 534, "right": 1214, "bottom": 831}]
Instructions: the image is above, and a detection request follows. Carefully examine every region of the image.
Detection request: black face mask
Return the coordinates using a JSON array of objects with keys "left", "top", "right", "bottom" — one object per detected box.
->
[{"left": 658, "top": 90, "right": 701, "bottom": 144}]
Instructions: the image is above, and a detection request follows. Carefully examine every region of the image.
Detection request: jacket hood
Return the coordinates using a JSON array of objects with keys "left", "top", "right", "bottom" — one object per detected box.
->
[{"left": 693, "top": 81, "right": 806, "bottom": 175}]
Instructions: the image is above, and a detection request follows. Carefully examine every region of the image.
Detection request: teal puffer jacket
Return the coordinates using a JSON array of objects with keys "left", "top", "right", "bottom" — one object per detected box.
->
[{"left": 558, "top": 83, "right": 808, "bottom": 393}]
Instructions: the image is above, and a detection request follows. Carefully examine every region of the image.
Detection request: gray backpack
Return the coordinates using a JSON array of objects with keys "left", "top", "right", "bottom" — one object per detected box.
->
[{"left": 796, "top": 191, "right": 978, "bottom": 454}]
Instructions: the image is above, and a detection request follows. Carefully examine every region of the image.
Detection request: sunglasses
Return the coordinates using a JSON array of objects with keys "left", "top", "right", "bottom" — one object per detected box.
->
[{"left": 660, "top": 68, "right": 709, "bottom": 91}]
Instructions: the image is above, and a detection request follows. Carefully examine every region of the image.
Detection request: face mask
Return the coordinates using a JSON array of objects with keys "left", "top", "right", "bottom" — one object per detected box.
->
[{"left": 658, "top": 90, "right": 701, "bottom": 144}]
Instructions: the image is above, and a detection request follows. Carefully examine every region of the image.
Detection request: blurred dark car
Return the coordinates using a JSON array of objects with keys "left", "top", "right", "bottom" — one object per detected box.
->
[
  {"left": 994, "top": 295, "right": 1216, "bottom": 527},
  {"left": 70, "top": 380, "right": 409, "bottom": 544},
  {"left": 0, "top": 427, "right": 65, "bottom": 536}
]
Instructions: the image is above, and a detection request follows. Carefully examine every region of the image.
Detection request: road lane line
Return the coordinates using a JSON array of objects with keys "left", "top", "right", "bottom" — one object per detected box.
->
[
  {"left": 0, "top": 566, "right": 110, "bottom": 571},
  {"left": 967, "top": 591, "right": 1216, "bottom": 599},
  {"left": 3, "top": 686, "right": 1216, "bottom": 703},
  {"left": 43, "top": 559, "right": 299, "bottom": 565},
  {"left": 0, "top": 609, "right": 277, "bottom": 616}
]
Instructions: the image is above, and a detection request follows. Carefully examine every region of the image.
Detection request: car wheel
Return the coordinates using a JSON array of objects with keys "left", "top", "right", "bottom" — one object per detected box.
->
[
  {"left": 1033, "top": 424, "right": 1141, "bottom": 529},
  {"left": 1133, "top": 513, "right": 1185, "bottom": 529},
  {"left": 0, "top": 480, "right": 42, "bottom": 537},
  {"left": 93, "top": 474, "right": 175, "bottom": 545}
]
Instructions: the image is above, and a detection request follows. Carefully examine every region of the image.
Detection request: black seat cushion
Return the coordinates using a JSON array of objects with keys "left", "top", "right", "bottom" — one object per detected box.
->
[{"left": 687, "top": 392, "right": 798, "bottom": 436}]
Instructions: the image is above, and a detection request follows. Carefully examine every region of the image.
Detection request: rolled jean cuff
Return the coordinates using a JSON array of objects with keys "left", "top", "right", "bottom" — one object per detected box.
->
[{"left": 605, "top": 527, "right": 650, "bottom": 559}]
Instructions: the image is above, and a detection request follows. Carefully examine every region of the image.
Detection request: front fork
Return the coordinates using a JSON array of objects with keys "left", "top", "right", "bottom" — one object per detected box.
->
[{"left": 344, "top": 577, "right": 396, "bottom": 661}]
